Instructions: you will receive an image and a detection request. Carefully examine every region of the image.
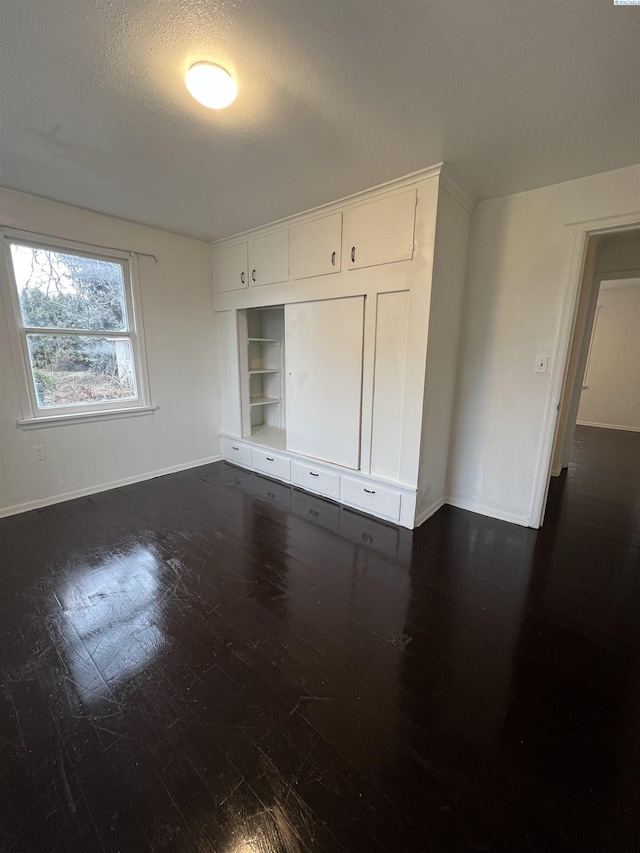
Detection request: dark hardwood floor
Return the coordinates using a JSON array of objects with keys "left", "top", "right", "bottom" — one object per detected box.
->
[{"left": 1, "top": 424, "right": 639, "bottom": 852}]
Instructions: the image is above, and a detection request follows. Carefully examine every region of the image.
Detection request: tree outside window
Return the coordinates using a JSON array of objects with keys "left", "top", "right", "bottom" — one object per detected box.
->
[{"left": 3, "top": 238, "right": 149, "bottom": 420}]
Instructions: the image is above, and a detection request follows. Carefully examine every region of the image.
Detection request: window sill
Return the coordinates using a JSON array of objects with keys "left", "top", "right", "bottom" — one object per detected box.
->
[{"left": 17, "top": 405, "right": 158, "bottom": 430}]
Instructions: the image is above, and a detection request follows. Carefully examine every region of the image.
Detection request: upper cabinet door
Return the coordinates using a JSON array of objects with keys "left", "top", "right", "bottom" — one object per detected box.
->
[
  {"left": 214, "top": 242, "right": 248, "bottom": 293},
  {"left": 343, "top": 188, "right": 417, "bottom": 271},
  {"left": 290, "top": 213, "right": 342, "bottom": 280},
  {"left": 248, "top": 230, "right": 290, "bottom": 287}
]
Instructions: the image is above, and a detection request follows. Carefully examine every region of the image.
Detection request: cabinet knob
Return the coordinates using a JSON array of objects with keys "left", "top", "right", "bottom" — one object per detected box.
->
[
  {"left": 351, "top": 246, "right": 356, "bottom": 263},
  {"left": 266, "top": 457, "right": 274, "bottom": 462},
  {"left": 232, "top": 446, "right": 239, "bottom": 451},
  {"left": 309, "top": 471, "right": 319, "bottom": 477},
  {"left": 251, "top": 269, "right": 256, "bottom": 282},
  {"left": 364, "top": 488, "right": 376, "bottom": 495},
  {"left": 240, "top": 271, "right": 245, "bottom": 284},
  {"left": 331, "top": 251, "right": 336, "bottom": 266}
]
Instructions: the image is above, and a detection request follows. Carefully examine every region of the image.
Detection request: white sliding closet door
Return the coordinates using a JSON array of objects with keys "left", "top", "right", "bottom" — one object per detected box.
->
[{"left": 285, "top": 296, "right": 364, "bottom": 469}]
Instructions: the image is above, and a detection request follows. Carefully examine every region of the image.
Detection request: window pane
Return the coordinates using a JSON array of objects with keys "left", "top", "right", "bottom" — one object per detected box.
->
[
  {"left": 10, "top": 244, "right": 127, "bottom": 331},
  {"left": 27, "top": 335, "right": 137, "bottom": 408}
]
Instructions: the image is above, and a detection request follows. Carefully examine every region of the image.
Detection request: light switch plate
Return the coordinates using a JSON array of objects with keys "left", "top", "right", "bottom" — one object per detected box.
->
[{"left": 534, "top": 354, "right": 550, "bottom": 374}]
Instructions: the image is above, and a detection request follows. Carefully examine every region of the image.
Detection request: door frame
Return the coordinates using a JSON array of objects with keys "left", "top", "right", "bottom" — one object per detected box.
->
[
  {"left": 554, "top": 265, "right": 640, "bottom": 472},
  {"left": 528, "top": 211, "right": 640, "bottom": 529}
]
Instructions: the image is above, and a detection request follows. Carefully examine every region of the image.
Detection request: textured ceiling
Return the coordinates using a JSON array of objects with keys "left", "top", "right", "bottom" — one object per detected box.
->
[{"left": 0, "top": 0, "right": 638, "bottom": 241}]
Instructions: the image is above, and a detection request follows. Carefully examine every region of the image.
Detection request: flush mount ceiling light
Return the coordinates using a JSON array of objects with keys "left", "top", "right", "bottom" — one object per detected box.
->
[{"left": 185, "top": 62, "right": 237, "bottom": 109}]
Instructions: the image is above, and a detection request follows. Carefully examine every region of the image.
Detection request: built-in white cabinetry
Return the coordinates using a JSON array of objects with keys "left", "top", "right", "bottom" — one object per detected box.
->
[
  {"left": 370, "top": 291, "right": 410, "bottom": 482},
  {"left": 213, "top": 164, "right": 474, "bottom": 529},
  {"left": 248, "top": 230, "right": 289, "bottom": 287},
  {"left": 220, "top": 437, "right": 252, "bottom": 467},
  {"left": 214, "top": 433, "right": 415, "bottom": 527},
  {"left": 285, "top": 297, "right": 364, "bottom": 470},
  {"left": 291, "top": 461, "right": 341, "bottom": 500},
  {"left": 343, "top": 188, "right": 416, "bottom": 270},
  {"left": 214, "top": 230, "right": 290, "bottom": 293},
  {"left": 238, "top": 306, "right": 285, "bottom": 438},
  {"left": 214, "top": 242, "right": 248, "bottom": 293},
  {"left": 341, "top": 476, "right": 402, "bottom": 523},
  {"left": 247, "top": 338, "right": 281, "bottom": 410},
  {"left": 250, "top": 447, "right": 291, "bottom": 480},
  {"left": 290, "top": 213, "right": 342, "bottom": 280}
]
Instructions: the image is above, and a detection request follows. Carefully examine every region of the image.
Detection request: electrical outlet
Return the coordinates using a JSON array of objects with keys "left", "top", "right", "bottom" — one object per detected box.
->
[
  {"left": 534, "top": 354, "right": 550, "bottom": 374},
  {"left": 33, "top": 445, "right": 46, "bottom": 461}
]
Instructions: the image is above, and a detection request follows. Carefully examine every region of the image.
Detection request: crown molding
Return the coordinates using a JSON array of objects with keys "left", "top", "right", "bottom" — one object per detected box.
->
[
  {"left": 211, "top": 163, "right": 447, "bottom": 247},
  {"left": 439, "top": 164, "right": 476, "bottom": 215}
]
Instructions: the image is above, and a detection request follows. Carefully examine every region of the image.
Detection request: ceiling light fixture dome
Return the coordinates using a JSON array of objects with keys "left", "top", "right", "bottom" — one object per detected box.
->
[{"left": 185, "top": 62, "right": 237, "bottom": 109}]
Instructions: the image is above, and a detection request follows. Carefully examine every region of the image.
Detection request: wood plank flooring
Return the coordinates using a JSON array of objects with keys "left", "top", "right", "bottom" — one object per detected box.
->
[{"left": 1, "top": 424, "right": 638, "bottom": 852}]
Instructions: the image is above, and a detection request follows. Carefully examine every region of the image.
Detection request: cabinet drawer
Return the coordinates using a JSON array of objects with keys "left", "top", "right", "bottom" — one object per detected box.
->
[
  {"left": 340, "top": 477, "right": 401, "bottom": 522},
  {"left": 221, "top": 437, "right": 251, "bottom": 467},
  {"left": 292, "top": 461, "right": 340, "bottom": 500},
  {"left": 251, "top": 448, "right": 291, "bottom": 481}
]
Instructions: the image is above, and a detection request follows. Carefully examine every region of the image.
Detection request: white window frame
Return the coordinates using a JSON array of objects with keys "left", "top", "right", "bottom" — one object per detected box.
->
[{"left": 0, "top": 229, "right": 156, "bottom": 429}]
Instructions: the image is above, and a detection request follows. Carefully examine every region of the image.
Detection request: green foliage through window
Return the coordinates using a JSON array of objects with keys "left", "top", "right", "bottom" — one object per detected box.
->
[
  {"left": 8, "top": 242, "right": 138, "bottom": 410},
  {"left": 11, "top": 245, "right": 127, "bottom": 331}
]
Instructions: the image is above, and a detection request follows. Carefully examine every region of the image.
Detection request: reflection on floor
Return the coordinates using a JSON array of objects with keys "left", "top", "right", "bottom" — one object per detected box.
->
[{"left": 0, "top": 424, "right": 638, "bottom": 852}]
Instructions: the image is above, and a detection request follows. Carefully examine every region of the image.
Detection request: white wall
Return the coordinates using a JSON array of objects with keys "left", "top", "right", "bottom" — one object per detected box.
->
[
  {"left": 0, "top": 188, "right": 220, "bottom": 516},
  {"left": 447, "top": 164, "right": 640, "bottom": 526},
  {"left": 577, "top": 284, "right": 640, "bottom": 431}
]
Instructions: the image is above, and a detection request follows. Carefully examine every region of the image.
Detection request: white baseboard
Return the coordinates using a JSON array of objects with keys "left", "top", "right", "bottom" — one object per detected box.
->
[
  {"left": 0, "top": 455, "right": 223, "bottom": 519},
  {"left": 550, "top": 466, "right": 563, "bottom": 477},
  {"left": 414, "top": 496, "right": 446, "bottom": 528},
  {"left": 445, "top": 496, "right": 530, "bottom": 527},
  {"left": 576, "top": 421, "right": 640, "bottom": 433}
]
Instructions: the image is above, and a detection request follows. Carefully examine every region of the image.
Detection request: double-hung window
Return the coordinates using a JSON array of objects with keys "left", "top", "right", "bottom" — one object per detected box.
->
[{"left": 1, "top": 233, "right": 153, "bottom": 426}]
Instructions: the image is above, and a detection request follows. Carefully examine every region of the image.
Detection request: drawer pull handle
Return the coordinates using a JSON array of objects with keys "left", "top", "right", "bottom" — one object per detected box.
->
[
  {"left": 309, "top": 471, "right": 319, "bottom": 477},
  {"left": 232, "top": 446, "right": 239, "bottom": 451},
  {"left": 240, "top": 272, "right": 245, "bottom": 284},
  {"left": 331, "top": 251, "right": 336, "bottom": 266},
  {"left": 266, "top": 457, "right": 274, "bottom": 462},
  {"left": 252, "top": 269, "right": 256, "bottom": 282},
  {"left": 364, "top": 488, "right": 376, "bottom": 494},
  {"left": 351, "top": 246, "right": 356, "bottom": 263}
]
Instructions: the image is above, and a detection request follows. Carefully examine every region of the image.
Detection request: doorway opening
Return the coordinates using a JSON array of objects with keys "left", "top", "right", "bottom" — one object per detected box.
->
[{"left": 545, "top": 228, "right": 640, "bottom": 524}]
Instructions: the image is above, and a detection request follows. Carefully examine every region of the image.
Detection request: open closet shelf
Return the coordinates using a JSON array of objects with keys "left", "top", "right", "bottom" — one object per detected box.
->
[
  {"left": 249, "top": 396, "right": 281, "bottom": 408},
  {"left": 248, "top": 338, "right": 280, "bottom": 344},
  {"left": 249, "top": 368, "right": 280, "bottom": 375},
  {"left": 249, "top": 425, "right": 287, "bottom": 450}
]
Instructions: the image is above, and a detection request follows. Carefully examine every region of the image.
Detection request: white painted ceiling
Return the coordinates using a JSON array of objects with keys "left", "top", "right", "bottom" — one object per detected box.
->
[{"left": 1, "top": 0, "right": 638, "bottom": 241}]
